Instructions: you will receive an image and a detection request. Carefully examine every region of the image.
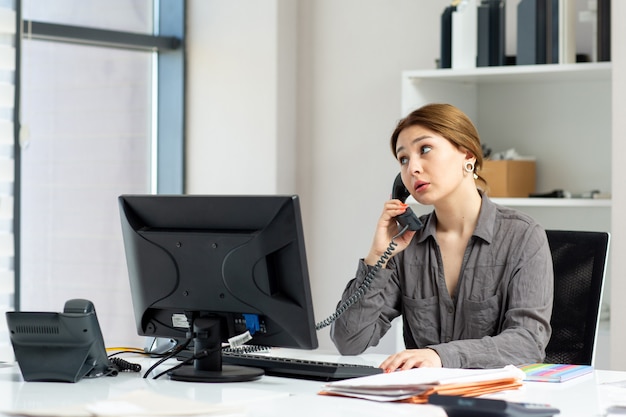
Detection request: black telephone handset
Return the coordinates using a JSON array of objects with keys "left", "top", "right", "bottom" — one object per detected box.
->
[
  {"left": 391, "top": 173, "right": 423, "bottom": 231},
  {"left": 314, "top": 174, "right": 423, "bottom": 331}
]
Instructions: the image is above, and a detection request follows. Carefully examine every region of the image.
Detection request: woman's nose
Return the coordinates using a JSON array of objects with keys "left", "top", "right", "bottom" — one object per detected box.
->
[{"left": 408, "top": 156, "right": 422, "bottom": 174}]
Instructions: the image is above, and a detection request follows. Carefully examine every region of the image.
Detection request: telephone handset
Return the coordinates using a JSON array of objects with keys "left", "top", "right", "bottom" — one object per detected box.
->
[
  {"left": 391, "top": 173, "right": 423, "bottom": 231},
  {"left": 315, "top": 175, "right": 423, "bottom": 330}
]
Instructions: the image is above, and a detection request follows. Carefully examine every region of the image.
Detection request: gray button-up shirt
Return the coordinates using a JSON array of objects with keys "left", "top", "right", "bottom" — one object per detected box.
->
[{"left": 330, "top": 193, "right": 553, "bottom": 368}]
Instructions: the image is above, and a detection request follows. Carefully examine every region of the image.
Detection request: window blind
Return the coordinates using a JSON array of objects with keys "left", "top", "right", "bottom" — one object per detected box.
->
[{"left": 0, "top": 3, "right": 16, "bottom": 356}]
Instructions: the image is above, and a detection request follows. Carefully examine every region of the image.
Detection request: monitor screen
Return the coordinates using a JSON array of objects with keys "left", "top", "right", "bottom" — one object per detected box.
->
[{"left": 118, "top": 194, "right": 318, "bottom": 382}]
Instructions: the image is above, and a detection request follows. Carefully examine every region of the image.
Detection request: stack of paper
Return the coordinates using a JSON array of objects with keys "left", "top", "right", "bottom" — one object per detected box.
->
[{"left": 319, "top": 365, "right": 525, "bottom": 404}]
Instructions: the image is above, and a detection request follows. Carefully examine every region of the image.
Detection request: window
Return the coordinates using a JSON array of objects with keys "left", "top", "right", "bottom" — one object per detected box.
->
[
  {"left": 13, "top": 0, "right": 184, "bottom": 349},
  {"left": 0, "top": 0, "right": 16, "bottom": 358}
]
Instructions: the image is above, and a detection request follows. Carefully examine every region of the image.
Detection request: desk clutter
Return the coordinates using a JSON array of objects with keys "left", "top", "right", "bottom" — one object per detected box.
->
[{"left": 319, "top": 365, "right": 525, "bottom": 403}]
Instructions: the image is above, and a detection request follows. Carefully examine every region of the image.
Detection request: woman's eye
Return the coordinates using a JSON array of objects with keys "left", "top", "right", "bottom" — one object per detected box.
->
[
  {"left": 421, "top": 145, "right": 432, "bottom": 154},
  {"left": 399, "top": 156, "right": 409, "bottom": 165}
]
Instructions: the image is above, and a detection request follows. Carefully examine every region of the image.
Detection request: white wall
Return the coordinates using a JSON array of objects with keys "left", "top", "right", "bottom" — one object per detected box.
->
[
  {"left": 187, "top": 0, "right": 449, "bottom": 352},
  {"left": 610, "top": 0, "right": 626, "bottom": 371},
  {"left": 295, "top": 1, "right": 453, "bottom": 352},
  {"left": 186, "top": 1, "right": 289, "bottom": 194}
]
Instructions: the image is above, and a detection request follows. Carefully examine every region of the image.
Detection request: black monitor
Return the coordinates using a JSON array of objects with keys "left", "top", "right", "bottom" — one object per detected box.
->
[{"left": 118, "top": 194, "right": 318, "bottom": 382}]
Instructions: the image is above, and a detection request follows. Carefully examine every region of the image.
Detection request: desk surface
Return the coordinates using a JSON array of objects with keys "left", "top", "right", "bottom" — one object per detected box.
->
[{"left": 0, "top": 349, "right": 625, "bottom": 417}]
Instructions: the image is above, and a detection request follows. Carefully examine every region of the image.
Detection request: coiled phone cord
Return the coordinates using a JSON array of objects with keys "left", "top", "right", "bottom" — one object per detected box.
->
[{"left": 315, "top": 225, "right": 410, "bottom": 330}]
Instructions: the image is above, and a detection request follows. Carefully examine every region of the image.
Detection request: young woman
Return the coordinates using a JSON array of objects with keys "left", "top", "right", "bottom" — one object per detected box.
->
[{"left": 330, "top": 103, "right": 553, "bottom": 370}]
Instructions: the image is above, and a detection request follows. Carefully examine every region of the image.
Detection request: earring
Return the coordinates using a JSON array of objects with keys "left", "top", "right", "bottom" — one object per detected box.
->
[{"left": 464, "top": 161, "right": 479, "bottom": 180}]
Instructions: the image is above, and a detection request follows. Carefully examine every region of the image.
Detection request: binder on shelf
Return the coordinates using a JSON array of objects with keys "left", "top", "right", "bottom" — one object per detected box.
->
[
  {"left": 451, "top": 0, "right": 478, "bottom": 69},
  {"left": 477, "top": 0, "right": 505, "bottom": 67},
  {"left": 557, "top": 0, "right": 576, "bottom": 63},
  {"left": 517, "top": 0, "right": 547, "bottom": 65},
  {"left": 597, "top": 0, "right": 610, "bottom": 62},
  {"left": 545, "top": 0, "right": 559, "bottom": 63},
  {"left": 440, "top": 5, "right": 456, "bottom": 68}
]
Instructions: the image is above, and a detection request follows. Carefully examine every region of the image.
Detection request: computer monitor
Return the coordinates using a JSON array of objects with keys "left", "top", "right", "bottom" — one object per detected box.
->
[{"left": 118, "top": 194, "right": 318, "bottom": 382}]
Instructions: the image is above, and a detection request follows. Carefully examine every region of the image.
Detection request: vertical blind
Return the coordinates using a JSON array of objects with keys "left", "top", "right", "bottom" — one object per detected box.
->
[{"left": 0, "top": 2, "right": 16, "bottom": 355}]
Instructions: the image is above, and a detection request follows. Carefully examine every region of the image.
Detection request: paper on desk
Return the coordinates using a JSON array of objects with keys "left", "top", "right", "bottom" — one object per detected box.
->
[
  {"left": 4, "top": 389, "right": 246, "bottom": 417},
  {"left": 320, "top": 365, "right": 525, "bottom": 402},
  {"left": 600, "top": 380, "right": 626, "bottom": 416}
]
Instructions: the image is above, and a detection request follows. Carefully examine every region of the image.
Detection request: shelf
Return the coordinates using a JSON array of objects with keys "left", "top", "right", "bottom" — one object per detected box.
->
[
  {"left": 492, "top": 198, "right": 611, "bottom": 208},
  {"left": 404, "top": 62, "right": 611, "bottom": 84},
  {"left": 409, "top": 198, "right": 611, "bottom": 209}
]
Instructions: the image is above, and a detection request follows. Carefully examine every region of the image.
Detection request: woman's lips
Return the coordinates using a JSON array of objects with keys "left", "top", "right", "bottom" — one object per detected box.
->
[{"left": 414, "top": 181, "right": 429, "bottom": 192}]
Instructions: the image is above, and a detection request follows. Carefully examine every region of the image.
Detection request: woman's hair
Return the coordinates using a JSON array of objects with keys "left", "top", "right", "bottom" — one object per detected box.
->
[{"left": 389, "top": 103, "right": 485, "bottom": 183}]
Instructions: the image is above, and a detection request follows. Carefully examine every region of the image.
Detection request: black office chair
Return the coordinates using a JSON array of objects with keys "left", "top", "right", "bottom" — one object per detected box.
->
[{"left": 544, "top": 230, "right": 610, "bottom": 366}]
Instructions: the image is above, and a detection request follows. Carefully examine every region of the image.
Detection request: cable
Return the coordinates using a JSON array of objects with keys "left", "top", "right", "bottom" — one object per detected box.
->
[
  {"left": 142, "top": 338, "right": 191, "bottom": 379},
  {"left": 315, "top": 225, "right": 409, "bottom": 330},
  {"left": 106, "top": 346, "right": 146, "bottom": 354},
  {"left": 151, "top": 345, "right": 222, "bottom": 380},
  {"left": 109, "top": 357, "right": 142, "bottom": 373}
]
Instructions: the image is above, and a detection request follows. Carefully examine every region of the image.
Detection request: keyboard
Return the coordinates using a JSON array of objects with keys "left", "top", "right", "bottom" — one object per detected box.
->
[{"left": 221, "top": 351, "right": 383, "bottom": 381}]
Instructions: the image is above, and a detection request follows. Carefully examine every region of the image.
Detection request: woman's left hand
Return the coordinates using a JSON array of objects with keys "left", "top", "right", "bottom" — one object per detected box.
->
[{"left": 379, "top": 348, "right": 443, "bottom": 372}]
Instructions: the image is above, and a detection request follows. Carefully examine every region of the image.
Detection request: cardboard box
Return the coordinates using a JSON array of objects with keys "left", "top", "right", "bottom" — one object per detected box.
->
[{"left": 480, "top": 160, "right": 536, "bottom": 198}]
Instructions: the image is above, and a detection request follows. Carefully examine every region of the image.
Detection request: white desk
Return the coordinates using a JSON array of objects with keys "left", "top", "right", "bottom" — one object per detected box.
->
[{"left": 0, "top": 350, "right": 625, "bottom": 417}]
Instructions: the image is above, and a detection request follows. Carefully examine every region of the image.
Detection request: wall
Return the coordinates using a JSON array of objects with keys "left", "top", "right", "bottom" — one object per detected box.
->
[
  {"left": 186, "top": 0, "right": 292, "bottom": 195},
  {"left": 610, "top": 0, "right": 626, "bottom": 370},
  {"left": 186, "top": 0, "right": 449, "bottom": 352}
]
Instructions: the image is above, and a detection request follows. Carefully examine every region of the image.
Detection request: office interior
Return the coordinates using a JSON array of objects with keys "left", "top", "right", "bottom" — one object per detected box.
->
[{"left": 4, "top": 0, "right": 626, "bottom": 373}]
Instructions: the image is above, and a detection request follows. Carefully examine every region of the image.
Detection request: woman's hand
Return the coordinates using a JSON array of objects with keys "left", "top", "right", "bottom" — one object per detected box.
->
[
  {"left": 364, "top": 199, "right": 416, "bottom": 267},
  {"left": 379, "top": 348, "right": 443, "bottom": 372}
]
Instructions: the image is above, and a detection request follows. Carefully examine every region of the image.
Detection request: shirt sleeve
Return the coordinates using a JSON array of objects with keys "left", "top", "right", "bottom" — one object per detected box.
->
[
  {"left": 330, "top": 258, "right": 403, "bottom": 355},
  {"left": 428, "top": 224, "right": 554, "bottom": 368}
]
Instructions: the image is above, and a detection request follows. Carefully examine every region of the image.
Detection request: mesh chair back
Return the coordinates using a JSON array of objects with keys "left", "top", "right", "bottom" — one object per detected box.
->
[{"left": 544, "top": 230, "right": 609, "bottom": 366}]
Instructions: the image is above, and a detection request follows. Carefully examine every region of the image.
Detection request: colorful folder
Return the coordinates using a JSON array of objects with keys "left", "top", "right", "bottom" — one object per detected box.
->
[{"left": 519, "top": 363, "right": 593, "bottom": 382}]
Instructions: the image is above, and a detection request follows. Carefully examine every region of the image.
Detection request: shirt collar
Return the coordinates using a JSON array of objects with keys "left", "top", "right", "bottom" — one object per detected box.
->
[{"left": 415, "top": 191, "right": 495, "bottom": 244}]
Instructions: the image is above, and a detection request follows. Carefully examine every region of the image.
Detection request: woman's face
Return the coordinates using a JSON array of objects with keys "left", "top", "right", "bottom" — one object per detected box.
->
[{"left": 395, "top": 124, "right": 471, "bottom": 205}]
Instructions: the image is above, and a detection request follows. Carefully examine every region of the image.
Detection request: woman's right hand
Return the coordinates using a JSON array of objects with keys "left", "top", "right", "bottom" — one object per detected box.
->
[{"left": 364, "top": 199, "right": 416, "bottom": 267}]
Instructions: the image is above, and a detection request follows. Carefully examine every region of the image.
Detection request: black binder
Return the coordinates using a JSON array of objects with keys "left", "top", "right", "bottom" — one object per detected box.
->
[
  {"left": 597, "top": 0, "right": 610, "bottom": 62},
  {"left": 545, "top": 0, "right": 559, "bottom": 63},
  {"left": 440, "top": 5, "right": 456, "bottom": 68},
  {"left": 477, "top": 0, "right": 505, "bottom": 67},
  {"left": 517, "top": 0, "right": 547, "bottom": 65}
]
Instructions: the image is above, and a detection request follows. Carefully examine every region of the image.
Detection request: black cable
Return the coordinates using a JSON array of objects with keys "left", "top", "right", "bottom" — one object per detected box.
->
[
  {"left": 315, "top": 225, "right": 410, "bottom": 330},
  {"left": 109, "top": 357, "right": 142, "bottom": 373},
  {"left": 151, "top": 345, "right": 222, "bottom": 380},
  {"left": 142, "top": 338, "right": 191, "bottom": 379}
]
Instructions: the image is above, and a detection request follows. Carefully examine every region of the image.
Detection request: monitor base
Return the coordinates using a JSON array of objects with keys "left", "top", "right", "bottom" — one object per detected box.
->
[{"left": 168, "top": 364, "right": 264, "bottom": 382}]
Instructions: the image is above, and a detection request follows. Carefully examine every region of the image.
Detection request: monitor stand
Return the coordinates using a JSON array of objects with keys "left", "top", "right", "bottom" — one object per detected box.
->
[{"left": 168, "top": 317, "right": 264, "bottom": 383}]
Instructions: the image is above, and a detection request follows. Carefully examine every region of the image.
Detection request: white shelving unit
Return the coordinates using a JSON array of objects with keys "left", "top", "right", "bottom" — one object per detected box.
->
[
  {"left": 402, "top": 61, "right": 611, "bottom": 223},
  {"left": 402, "top": 61, "right": 613, "bottom": 369}
]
